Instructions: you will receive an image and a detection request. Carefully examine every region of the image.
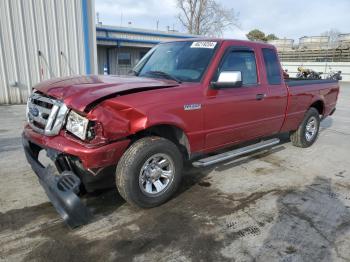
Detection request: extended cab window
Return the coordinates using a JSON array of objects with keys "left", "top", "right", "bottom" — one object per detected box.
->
[
  {"left": 217, "top": 50, "right": 258, "bottom": 86},
  {"left": 262, "top": 48, "right": 282, "bottom": 85}
]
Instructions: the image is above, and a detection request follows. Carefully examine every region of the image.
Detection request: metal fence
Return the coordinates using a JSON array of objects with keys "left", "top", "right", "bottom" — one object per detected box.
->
[
  {"left": 278, "top": 47, "right": 350, "bottom": 63},
  {"left": 0, "top": 0, "right": 97, "bottom": 104}
]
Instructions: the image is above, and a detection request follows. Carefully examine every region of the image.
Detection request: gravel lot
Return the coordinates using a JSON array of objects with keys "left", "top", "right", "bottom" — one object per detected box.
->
[{"left": 1, "top": 83, "right": 350, "bottom": 262}]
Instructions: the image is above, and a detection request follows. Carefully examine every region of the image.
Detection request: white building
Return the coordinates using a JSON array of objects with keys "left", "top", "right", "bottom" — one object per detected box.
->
[
  {"left": 0, "top": 0, "right": 97, "bottom": 104},
  {"left": 0, "top": 0, "right": 197, "bottom": 104},
  {"left": 96, "top": 25, "right": 198, "bottom": 75}
]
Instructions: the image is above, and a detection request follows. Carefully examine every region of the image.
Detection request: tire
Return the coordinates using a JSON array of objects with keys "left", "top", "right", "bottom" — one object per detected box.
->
[
  {"left": 116, "top": 136, "right": 183, "bottom": 208},
  {"left": 290, "top": 107, "right": 320, "bottom": 148}
]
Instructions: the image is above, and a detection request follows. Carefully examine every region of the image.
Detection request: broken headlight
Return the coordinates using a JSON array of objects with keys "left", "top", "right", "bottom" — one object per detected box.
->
[{"left": 66, "top": 110, "right": 89, "bottom": 140}]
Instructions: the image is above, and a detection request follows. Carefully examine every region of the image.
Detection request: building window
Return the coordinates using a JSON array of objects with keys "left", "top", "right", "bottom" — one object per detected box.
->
[{"left": 118, "top": 52, "right": 131, "bottom": 65}]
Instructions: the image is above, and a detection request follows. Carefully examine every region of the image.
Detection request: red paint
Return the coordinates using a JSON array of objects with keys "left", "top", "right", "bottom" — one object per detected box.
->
[
  {"left": 25, "top": 39, "right": 339, "bottom": 172},
  {"left": 23, "top": 126, "right": 130, "bottom": 169}
]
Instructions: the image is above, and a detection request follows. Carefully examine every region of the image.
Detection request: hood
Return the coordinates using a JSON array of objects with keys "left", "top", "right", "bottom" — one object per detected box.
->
[{"left": 34, "top": 75, "right": 179, "bottom": 112}]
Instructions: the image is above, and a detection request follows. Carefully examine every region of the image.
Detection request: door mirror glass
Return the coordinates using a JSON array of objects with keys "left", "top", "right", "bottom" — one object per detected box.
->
[{"left": 211, "top": 71, "right": 242, "bottom": 89}]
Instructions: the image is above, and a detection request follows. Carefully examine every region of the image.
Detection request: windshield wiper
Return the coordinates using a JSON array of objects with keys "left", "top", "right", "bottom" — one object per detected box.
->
[{"left": 144, "top": 71, "right": 182, "bottom": 83}]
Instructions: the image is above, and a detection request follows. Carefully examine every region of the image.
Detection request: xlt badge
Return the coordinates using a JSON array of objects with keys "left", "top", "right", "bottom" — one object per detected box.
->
[{"left": 184, "top": 104, "right": 201, "bottom": 111}]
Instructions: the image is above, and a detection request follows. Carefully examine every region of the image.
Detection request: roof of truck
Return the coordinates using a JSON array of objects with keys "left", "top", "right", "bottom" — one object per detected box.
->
[{"left": 163, "top": 37, "right": 276, "bottom": 49}]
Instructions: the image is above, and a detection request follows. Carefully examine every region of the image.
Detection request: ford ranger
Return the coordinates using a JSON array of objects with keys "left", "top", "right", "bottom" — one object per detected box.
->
[{"left": 23, "top": 39, "right": 339, "bottom": 227}]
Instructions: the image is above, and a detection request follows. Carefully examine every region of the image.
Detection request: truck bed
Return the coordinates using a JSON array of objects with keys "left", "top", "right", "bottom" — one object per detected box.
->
[{"left": 286, "top": 78, "right": 338, "bottom": 87}]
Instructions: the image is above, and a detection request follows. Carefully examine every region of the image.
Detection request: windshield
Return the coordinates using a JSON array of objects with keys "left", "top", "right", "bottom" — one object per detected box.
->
[{"left": 134, "top": 41, "right": 218, "bottom": 82}]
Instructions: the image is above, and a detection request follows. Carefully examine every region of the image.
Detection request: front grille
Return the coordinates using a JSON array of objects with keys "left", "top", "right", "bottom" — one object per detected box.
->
[{"left": 27, "top": 92, "right": 69, "bottom": 136}]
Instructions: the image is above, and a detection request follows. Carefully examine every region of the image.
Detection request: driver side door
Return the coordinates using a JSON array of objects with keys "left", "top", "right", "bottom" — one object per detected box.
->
[{"left": 204, "top": 46, "right": 271, "bottom": 150}]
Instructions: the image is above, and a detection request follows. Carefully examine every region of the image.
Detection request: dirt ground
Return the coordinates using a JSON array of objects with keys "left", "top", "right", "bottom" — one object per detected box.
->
[{"left": 1, "top": 83, "right": 350, "bottom": 262}]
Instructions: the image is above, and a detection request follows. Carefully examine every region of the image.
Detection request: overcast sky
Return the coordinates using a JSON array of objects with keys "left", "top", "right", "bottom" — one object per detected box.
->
[{"left": 95, "top": 0, "right": 350, "bottom": 40}]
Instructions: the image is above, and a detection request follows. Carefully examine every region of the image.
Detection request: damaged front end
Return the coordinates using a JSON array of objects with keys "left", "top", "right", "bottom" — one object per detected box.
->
[
  {"left": 23, "top": 137, "right": 92, "bottom": 228},
  {"left": 22, "top": 77, "right": 155, "bottom": 228}
]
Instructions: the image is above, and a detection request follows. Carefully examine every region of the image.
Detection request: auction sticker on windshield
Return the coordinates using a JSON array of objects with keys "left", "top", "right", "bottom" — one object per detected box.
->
[{"left": 190, "top": 41, "right": 217, "bottom": 49}]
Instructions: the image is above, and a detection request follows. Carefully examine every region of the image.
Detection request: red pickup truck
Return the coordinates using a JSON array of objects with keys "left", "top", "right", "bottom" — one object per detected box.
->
[{"left": 23, "top": 39, "right": 339, "bottom": 227}]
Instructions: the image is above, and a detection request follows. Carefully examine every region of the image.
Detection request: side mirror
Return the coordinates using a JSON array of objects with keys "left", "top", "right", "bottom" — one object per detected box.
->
[{"left": 211, "top": 71, "right": 242, "bottom": 89}]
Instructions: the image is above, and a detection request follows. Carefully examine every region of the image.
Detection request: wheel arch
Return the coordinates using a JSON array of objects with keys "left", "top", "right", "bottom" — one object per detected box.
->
[
  {"left": 131, "top": 124, "right": 191, "bottom": 160},
  {"left": 309, "top": 99, "right": 325, "bottom": 116}
]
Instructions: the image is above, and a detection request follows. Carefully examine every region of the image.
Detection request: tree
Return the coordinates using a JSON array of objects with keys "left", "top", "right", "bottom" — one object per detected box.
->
[
  {"left": 266, "top": 34, "right": 278, "bottom": 41},
  {"left": 321, "top": 29, "right": 341, "bottom": 48},
  {"left": 246, "top": 29, "right": 266, "bottom": 42},
  {"left": 246, "top": 30, "right": 279, "bottom": 42},
  {"left": 176, "top": 0, "right": 239, "bottom": 37}
]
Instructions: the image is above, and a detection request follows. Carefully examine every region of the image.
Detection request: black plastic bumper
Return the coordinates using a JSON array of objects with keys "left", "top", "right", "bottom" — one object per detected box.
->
[{"left": 22, "top": 136, "right": 92, "bottom": 228}]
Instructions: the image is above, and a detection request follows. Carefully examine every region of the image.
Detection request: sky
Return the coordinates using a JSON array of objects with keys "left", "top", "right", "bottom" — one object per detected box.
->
[{"left": 95, "top": 0, "right": 350, "bottom": 41}]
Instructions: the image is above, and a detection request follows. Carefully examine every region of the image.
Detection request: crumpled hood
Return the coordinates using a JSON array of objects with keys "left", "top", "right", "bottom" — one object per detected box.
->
[{"left": 34, "top": 75, "right": 179, "bottom": 112}]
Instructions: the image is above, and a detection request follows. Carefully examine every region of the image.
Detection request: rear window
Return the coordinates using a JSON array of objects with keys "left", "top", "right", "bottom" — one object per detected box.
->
[{"left": 262, "top": 48, "right": 281, "bottom": 85}]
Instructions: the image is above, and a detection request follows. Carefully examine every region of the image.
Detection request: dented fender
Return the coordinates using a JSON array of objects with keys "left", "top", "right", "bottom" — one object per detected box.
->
[{"left": 88, "top": 99, "right": 190, "bottom": 140}]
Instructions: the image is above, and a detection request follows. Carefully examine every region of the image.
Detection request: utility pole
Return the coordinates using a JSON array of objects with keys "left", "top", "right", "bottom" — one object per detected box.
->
[
  {"left": 156, "top": 20, "right": 159, "bottom": 31},
  {"left": 96, "top": 12, "right": 102, "bottom": 25}
]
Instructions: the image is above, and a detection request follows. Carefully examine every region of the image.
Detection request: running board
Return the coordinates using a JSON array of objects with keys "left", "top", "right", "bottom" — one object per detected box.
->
[{"left": 192, "top": 138, "right": 280, "bottom": 168}]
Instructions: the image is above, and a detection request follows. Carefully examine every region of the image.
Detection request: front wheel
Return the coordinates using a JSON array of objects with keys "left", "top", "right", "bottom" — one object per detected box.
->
[
  {"left": 116, "top": 136, "right": 183, "bottom": 208},
  {"left": 290, "top": 107, "right": 320, "bottom": 148}
]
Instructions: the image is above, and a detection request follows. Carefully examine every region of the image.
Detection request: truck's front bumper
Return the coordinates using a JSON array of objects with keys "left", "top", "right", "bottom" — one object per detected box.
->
[
  {"left": 23, "top": 125, "right": 130, "bottom": 170},
  {"left": 22, "top": 125, "right": 131, "bottom": 227},
  {"left": 23, "top": 136, "right": 92, "bottom": 228}
]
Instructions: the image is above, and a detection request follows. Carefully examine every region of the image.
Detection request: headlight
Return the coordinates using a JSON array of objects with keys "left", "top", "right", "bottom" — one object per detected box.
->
[{"left": 66, "top": 110, "right": 89, "bottom": 140}]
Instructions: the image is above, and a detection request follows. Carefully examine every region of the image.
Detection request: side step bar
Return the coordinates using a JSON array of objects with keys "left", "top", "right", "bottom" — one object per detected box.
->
[{"left": 192, "top": 138, "right": 280, "bottom": 168}]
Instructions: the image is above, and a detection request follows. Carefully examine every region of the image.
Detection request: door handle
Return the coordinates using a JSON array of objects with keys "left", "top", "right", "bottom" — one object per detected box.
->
[{"left": 256, "top": 93, "right": 266, "bottom": 100}]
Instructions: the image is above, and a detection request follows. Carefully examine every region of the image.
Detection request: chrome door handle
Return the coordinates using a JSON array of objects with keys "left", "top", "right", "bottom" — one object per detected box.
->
[{"left": 256, "top": 93, "right": 266, "bottom": 100}]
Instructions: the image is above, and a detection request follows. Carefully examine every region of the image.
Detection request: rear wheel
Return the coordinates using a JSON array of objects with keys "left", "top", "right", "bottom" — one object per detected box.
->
[
  {"left": 290, "top": 107, "right": 320, "bottom": 148},
  {"left": 116, "top": 136, "right": 183, "bottom": 208}
]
